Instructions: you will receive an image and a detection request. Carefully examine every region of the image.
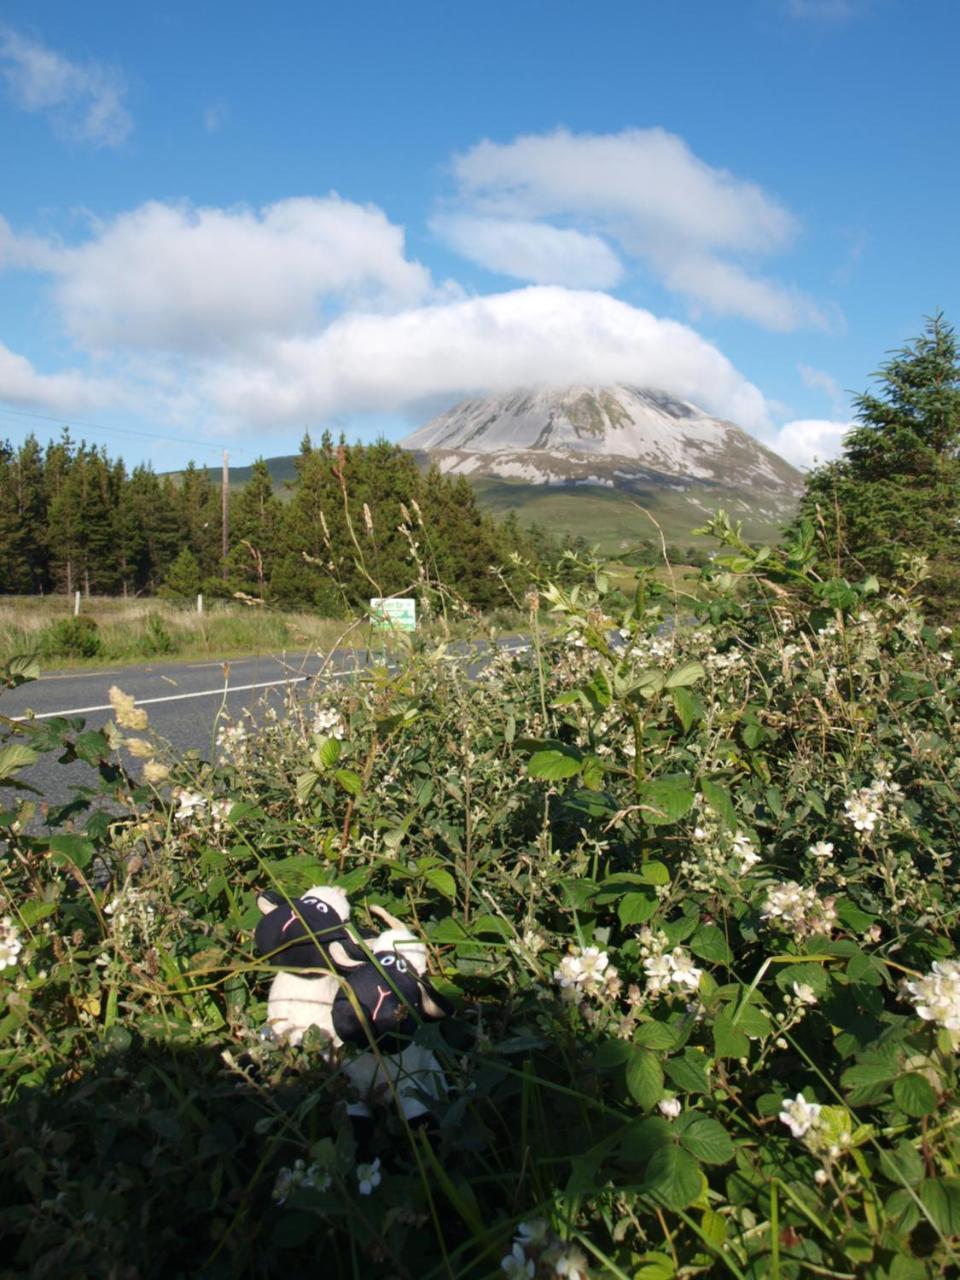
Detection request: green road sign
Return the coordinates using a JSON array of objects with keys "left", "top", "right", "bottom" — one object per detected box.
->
[{"left": 369, "top": 597, "right": 417, "bottom": 632}]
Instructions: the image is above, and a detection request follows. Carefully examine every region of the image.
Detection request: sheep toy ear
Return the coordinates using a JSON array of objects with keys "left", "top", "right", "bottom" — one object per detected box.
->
[{"left": 257, "top": 891, "right": 283, "bottom": 915}]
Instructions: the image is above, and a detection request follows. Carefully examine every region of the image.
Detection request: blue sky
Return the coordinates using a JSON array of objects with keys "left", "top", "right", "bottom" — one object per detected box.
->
[{"left": 0, "top": 0, "right": 956, "bottom": 472}]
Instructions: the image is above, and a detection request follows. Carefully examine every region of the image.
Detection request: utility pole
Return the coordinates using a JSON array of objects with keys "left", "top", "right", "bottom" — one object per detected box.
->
[{"left": 221, "top": 449, "right": 229, "bottom": 581}]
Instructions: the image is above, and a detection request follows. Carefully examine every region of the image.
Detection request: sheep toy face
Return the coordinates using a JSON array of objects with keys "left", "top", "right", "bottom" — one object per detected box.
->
[
  {"left": 254, "top": 887, "right": 355, "bottom": 972},
  {"left": 329, "top": 947, "right": 451, "bottom": 1053}
]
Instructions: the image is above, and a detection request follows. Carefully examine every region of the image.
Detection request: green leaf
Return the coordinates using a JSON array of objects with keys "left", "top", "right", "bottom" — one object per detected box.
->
[
  {"left": 664, "top": 1050, "right": 710, "bottom": 1094},
  {"left": 334, "top": 768, "right": 362, "bottom": 796},
  {"left": 670, "top": 686, "right": 702, "bottom": 733},
  {"left": 679, "top": 1117, "right": 735, "bottom": 1165},
  {"left": 638, "top": 775, "right": 694, "bottom": 826},
  {"left": 316, "top": 736, "right": 341, "bottom": 768},
  {"left": 664, "top": 660, "right": 706, "bottom": 689},
  {"left": 700, "top": 779, "right": 738, "bottom": 832},
  {"left": 626, "top": 1049, "right": 664, "bottom": 1111},
  {"left": 712, "top": 1012, "right": 750, "bottom": 1060},
  {"left": 893, "top": 1072, "right": 938, "bottom": 1118},
  {"left": 422, "top": 866, "right": 456, "bottom": 900},
  {"left": 618, "top": 891, "right": 658, "bottom": 926},
  {"left": 527, "top": 747, "right": 582, "bottom": 781},
  {"left": 47, "top": 833, "right": 95, "bottom": 870},
  {"left": 295, "top": 770, "right": 319, "bottom": 805},
  {"left": 690, "top": 924, "right": 732, "bottom": 966},
  {"left": 633, "top": 1021, "right": 679, "bottom": 1051},
  {"left": 919, "top": 1178, "right": 960, "bottom": 1236},
  {"left": 580, "top": 755, "right": 605, "bottom": 791},
  {"left": 0, "top": 743, "right": 39, "bottom": 780},
  {"left": 643, "top": 1144, "right": 702, "bottom": 1211},
  {"left": 584, "top": 669, "right": 612, "bottom": 712}
]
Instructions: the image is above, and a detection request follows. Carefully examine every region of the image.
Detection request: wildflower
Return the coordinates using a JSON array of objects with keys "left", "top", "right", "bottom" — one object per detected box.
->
[
  {"left": 173, "top": 788, "right": 206, "bottom": 823},
  {"left": 516, "top": 1220, "right": 550, "bottom": 1248},
  {"left": 844, "top": 785, "right": 887, "bottom": 837},
  {"left": 312, "top": 706, "right": 346, "bottom": 739},
  {"left": 142, "top": 761, "right": 170, "bottom": 785},
  {"left": 666, "top": 948, "right": 702, "bottom": 992},
  {"left": 791, "top": 982, "right": 818, "bottom": 1007},
  {"left": 0, "top": 916, "right": 23, "bottom": 970},
  {"left": 272, "top": 1158, "right": 330, "bottom": 1204},
  {"left": 902, "top": 960, "right": 960, "bottom": 1034},
  {"left": 814, "top": 1168, "right": 829, "bottom": 1186},
  {"left": 109, "top": 686, "right": 148, "bottom": 731},
  {"left": 731, "top": 831, "right": 761, "bottom": 872},
  {"left": 779, "top": 1093, "right": 822, "bottom": 1139},
  {"left": 125, "top": 737, "right": 155, "bottom": 759},
  {"left": 356, "top": 1157, "right": 381, "bottom": 1195},
  {"left": 547, "top": 1243, "right": 590, "bottom": 1280},
  {"left": 555, "top": 946, "right": 618, "bottom": 1000},
  {"left": 761, "top": 881, "right": 837, "bottom": 940},
  {"left": 658, "top": 1097, "right": 682, "bottom": 1119},
  {"left": 501, "top": 1243, "right": 535, "bottom": 1279},
  {"left": 808, "top": 841, "right": 834, "bottom": 860}
]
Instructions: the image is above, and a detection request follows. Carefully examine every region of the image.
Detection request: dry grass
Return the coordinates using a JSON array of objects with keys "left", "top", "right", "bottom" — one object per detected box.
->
[{"left": 0, "top": 596, "right": 354, "bottom": 668}]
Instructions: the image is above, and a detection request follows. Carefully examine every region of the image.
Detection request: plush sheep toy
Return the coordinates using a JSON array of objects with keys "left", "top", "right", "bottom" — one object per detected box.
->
[{"left": 254, "top": 887, "right": 451, "bottom": 1121}]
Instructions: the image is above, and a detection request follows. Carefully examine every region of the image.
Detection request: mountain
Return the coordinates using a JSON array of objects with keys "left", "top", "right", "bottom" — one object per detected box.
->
[{"left": 401, "top": 386, "right": 802, "bottom": 546}]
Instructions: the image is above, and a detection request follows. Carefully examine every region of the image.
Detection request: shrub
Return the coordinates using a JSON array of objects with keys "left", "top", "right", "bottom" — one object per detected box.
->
[
  {"left": 2, "top": 530, "right": 960, "bottom": 1277},
  {"left": 139, "top": 612, "right": 179, "bottom": 656},
  {"left": 39, "top": 615, "right": 103, "bottom": 658}
]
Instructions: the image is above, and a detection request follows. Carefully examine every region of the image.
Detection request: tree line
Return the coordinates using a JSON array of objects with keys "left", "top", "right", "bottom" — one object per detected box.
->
[
  {"left": 0, "top": 430, "right": 572, "bottom": 611},
  {"left": 797, "top": 312, "right": 960, "bottom": 615}
]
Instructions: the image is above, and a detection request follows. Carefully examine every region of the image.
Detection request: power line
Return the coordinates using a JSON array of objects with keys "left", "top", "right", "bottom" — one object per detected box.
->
[{"left": 0, "top": 402, "right": 248, "bottom": 457}]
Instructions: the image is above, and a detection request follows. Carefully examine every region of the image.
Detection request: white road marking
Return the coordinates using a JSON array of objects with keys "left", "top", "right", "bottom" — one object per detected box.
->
[{"left": 12, "top": 670, "right": 361, "bottom": 722}]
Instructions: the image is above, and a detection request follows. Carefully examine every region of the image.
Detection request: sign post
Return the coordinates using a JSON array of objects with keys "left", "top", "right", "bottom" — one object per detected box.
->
[{"left": 369, "top": 597, "right": 417, "bottom": 633}]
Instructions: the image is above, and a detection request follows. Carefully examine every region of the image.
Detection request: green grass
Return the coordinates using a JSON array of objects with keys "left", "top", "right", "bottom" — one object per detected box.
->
[
  {"left": 468, "top": 477, "right": 792, "bottom": 551},
  {"left": 0, "top": 597, "right": 354, "bottom": 669}
]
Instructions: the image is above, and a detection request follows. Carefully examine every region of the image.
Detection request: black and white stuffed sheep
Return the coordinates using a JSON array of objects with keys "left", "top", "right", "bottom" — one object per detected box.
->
[{"left": 254, "top": 888, "right": 450, "bottom": 1120}]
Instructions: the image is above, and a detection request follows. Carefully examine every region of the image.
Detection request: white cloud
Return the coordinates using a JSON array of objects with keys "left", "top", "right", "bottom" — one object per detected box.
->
[
  {"left": 0, "top": 26, "right": 131, "bottom": 147},
  {"left": 0, "top": 340, "right": 124, "bottom": 413},
  {"left": 200, "top": 286, "right": 771, "bottom": 432},
  {"left": 438, "top": 128, "right": 827, "bottom": 330},
  {"left": 430, "top": 214, "right": 622, "bottom": 288},
  {"left": 798, "top": 362, "right": 849, "bottom": 415},
  {"left": 13, "top": 196, "right": 433, "bottom": 354},
  {"left": 768, "top": 418, "right": 853, "bottom": 469}
]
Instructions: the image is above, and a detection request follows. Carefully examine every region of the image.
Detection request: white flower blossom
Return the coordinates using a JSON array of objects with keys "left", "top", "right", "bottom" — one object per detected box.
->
[
  {"left": 761, "top": 881, "right": 837, "bottom": 941},
  {"left": 779, "top": 1093, "right": 822, "bottom": 1139},
  {"left": 0, "top": 916, "right": 23, "bottom": 970},
  {"left": 791, "top": 982, "right": 818, "bottom": 1007},
  {"left": 173, "top": 788, "right": 206, "bottom": 823},
  {"left": 808, "top": 841, "right": 834, "bottom": 860},
  {"left": 548, "top": 1243, "right": 590, "bottom": 1280},
  {"left": 658, "top": 1097, "right": 682, "bottom": 1119},
  {"left": 501, "top": 1243, "right": 535, "bottom": 1279},
  {"left": 356, "top": 1157, "right": 381, "bottom": 1195},
  {"left": 272, "top": 1158, "right": 331, "bottom": 1204},
  {"left": 516, "top": 1220, "right": 550, "bottom": 1248},
  {"left": 902, "top": 959, "right": 960, "bottom": 1034},
  {"left": 312, "top": 706, "right": 346, "bottom": 739},
  {"left": 555, "top": 946, "right": 618, "bottom": 1001}
]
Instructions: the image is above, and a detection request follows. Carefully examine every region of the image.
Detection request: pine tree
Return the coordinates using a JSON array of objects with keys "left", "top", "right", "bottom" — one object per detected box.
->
[
  {"left": 228, "top": 458, "right": 283, "bottom": 599},
  {"left": 798, "top": 313, "right": 960, "bottom": 611}
]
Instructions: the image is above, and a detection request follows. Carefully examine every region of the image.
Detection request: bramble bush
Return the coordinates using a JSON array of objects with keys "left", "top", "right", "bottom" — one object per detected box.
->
[{"left": 1, "top": 511, "right": 960, "bottom": 1278}]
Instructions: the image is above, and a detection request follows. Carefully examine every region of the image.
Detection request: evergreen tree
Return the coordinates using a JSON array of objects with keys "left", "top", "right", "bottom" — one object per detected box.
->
[
  {"left": 162, "top": 547, "right": 202, "bottom": 600},
  {"left": 228, "top": 458, "right": 283, "bottom": 599},
  {"left": 798, "top": 313, "right": 960, "bottom": 611}
]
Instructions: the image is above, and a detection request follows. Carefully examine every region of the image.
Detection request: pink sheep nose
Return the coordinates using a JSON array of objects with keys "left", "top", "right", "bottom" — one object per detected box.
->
[{"left": 371, "top": 985, "right": 391, "bottom": 1021}]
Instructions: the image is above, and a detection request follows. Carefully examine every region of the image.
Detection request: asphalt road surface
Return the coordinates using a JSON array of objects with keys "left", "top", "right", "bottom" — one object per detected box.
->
[
  {"left": 1, "top": 640, "right": 529, "bottom": 823},
  {"left": 1, "top": 648, "right": 382, "bottom": 820}
]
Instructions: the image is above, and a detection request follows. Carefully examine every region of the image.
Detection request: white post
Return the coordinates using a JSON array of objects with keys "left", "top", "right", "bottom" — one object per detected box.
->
[
  {"left": 74, "top": 590, "right": 81, "bottom": 617},
  {"left": 197, "top": 593, "right": 203, "bottom": 615}
]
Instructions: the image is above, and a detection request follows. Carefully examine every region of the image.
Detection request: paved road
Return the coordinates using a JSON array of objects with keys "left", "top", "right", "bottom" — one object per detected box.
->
[
  {"left": 1, "top": 639, "right": 529, "bottom": 822},
  {"left": 0, "top": 648, "right": 382, "bottom": 819}
]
